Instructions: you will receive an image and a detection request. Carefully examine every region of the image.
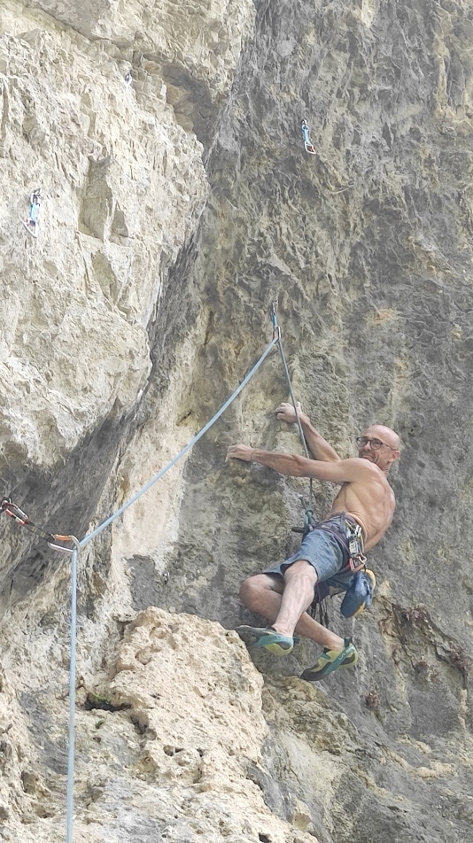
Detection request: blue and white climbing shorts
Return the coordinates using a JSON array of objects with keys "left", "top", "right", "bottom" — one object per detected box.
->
[{"left": 264, "top": 516, "right": 349, "bottom": 583}]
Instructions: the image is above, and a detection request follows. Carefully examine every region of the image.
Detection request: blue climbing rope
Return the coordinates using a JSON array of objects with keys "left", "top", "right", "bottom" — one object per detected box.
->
[
  {"left": 78, "top": 334, "right": 278, "bottom": 550},
  {"left": 270, "top": 302, "right": 310, "bottom": 460},
  {"left": 270, "top": 302, "right": 313, "bottom": 510},
  {"left": 66, "top": 542, "right": 79, "bottom": 843}
]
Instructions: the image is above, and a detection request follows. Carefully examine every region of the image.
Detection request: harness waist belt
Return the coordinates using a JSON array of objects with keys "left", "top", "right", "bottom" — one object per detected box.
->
[
  {"left": 315, "top": 514, "right": 364, "bottom": 542},
  {"left": 313, "top": 513, "right": 366, "bottom": 569}
]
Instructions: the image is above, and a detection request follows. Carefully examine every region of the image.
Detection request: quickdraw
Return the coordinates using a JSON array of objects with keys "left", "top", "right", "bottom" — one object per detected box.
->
[
  {"left": 1, "top": 498, "right": 75, "bottom": 554},
  {"left": 345, "top": 519, "right": 367, "bottom": 573},
  {"left": 291, "top": 495, "right": 316, "bottom": 538},
  {"left": 301, "top": 119, "right": 316, "bottom": 155}
]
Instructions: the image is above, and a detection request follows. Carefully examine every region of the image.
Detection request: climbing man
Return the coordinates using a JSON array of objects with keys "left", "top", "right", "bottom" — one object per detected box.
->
[{"left": 226, "top": 403, "right": 401, "bottom": 680}]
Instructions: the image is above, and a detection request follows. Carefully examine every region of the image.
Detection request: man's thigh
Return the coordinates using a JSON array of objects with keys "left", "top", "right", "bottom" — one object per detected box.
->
[{"left": 291, "top": 529, "right": 344, "bottom": 582}]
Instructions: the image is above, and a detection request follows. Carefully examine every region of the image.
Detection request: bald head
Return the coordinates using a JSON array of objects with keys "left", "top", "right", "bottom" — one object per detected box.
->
[
  {"left": 363, "top": 424, "right": 401, "bottom": 451},
  {"left": 357, "top": 424, "right": 401, "bottom": 472}
]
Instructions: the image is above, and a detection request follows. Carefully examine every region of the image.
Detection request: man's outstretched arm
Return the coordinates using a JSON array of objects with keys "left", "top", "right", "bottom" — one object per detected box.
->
[
  {"left": 227, "top": 444, "right": 372, "bottom": 484},
  {"left": 275, "top": 402, "right": 341, "bottom": 462}
]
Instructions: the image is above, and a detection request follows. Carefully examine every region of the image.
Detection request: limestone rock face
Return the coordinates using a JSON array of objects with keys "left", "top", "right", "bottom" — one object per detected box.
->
[
  {"left": 1, "top": 1, "right": 473, "bottom": 842},
  {"left": 0, "top": 0, "right": 254, "bottom": 468},
  {"left": 0, "top": 608, "right": 318, "bottom": 842}
]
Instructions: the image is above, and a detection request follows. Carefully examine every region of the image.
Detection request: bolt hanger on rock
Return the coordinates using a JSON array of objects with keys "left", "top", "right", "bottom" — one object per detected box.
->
[
  {"left": 22, "top": 187, "right": 41, "bottom": 238},
  {"left": 301, "top": 119, "right": 316, "bottom": 155}
]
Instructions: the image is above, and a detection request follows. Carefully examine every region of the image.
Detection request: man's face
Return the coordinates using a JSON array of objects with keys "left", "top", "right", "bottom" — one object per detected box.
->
[{"left": 356, "top": 425, "right": 400, "bottom": 471}]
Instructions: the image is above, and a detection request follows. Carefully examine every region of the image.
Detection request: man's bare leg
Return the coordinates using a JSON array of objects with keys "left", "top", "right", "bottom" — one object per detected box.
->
[{"left": 240, "top": 562, "right": 344, "bottom": 650}]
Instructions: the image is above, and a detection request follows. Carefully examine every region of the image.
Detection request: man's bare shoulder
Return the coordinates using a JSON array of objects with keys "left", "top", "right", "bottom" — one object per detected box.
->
[
  {"left": 342, "top": 457, "right": 382, "bottom": 474},
  {"left": 344, "top": 457, "right": 393, "bottom": 485}
]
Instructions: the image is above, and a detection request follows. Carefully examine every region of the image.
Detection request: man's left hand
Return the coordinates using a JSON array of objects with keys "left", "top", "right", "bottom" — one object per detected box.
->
[{"left": 226, "top": 444, "right": 253, "bottom": 463}]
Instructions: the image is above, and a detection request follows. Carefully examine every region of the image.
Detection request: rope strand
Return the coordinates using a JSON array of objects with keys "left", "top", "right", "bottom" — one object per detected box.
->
[
  {"left": 270, "top": 304, "right": 313, "bottom": 505},
  {"left": 66, "top": 540, "right": 80, "bottom": 843},
  {"left": 78, "top": 335, "right": 278, "bottom": 549}
]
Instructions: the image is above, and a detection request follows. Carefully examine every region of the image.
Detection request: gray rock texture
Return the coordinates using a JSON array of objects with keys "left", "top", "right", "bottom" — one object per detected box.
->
[{"left": 1, "top": 0, "right": 473, "bottom": 841}]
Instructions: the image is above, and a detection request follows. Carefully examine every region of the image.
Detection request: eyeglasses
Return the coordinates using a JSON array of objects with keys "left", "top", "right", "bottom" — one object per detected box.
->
[{"left": 356, "top": 436, "right": 396, "bottom": 451}]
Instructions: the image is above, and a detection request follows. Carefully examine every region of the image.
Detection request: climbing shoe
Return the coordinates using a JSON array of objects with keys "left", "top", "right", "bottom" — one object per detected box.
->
[
  {"left": 235, "top": 625, "right": 294, "bottom": 656},
  {"left": 300, "top": 637, "right": 358, "bottom": 682}
]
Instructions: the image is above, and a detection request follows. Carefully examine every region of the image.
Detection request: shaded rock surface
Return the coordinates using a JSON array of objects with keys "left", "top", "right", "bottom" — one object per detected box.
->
[{"left": 1, "top": 0, "right": 473, "bottom": 841}]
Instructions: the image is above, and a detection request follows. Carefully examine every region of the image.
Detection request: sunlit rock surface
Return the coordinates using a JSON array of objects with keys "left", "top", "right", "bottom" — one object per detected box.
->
[{"left": 1, "top": 1, "right": 473, "bottom": 841}]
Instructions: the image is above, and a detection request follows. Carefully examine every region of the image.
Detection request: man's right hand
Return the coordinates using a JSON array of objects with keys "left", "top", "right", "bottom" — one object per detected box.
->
[
  {"left": 275, "top": 402, "right": 306, "bottom": 425},
  {"left": 226, "top": 444, "right": 254, "bottom": 463}
]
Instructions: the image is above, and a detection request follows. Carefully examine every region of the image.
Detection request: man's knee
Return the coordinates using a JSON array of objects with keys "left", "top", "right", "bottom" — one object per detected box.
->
[
  {"left": 239, "top": 574, "right": 279, "bottom": 608},
  {"left": 284, "top": 558, "right": 318, "bottom": 585},
  {"left": 239, "top": 575, "right": 262, "bottom": 607}
]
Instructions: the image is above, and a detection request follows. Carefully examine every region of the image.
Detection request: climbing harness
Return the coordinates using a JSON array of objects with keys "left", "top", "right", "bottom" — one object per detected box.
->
[
  {"left": 1, "top": 498, "right": 75, "bottom": 554},
  {"left": 301, "top": 119, "right": 316, "bottom": 155},
  {"left": 305, "top": 513, "right": 366, "bottom": 572},
  {"left": 328, "top": 514, "right": 366, "bottom": 574}
]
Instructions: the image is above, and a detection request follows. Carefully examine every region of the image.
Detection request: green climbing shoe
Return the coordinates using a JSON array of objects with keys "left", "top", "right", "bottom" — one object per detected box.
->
[
  {"left": 300, "top": 637, "right": 358, "bottom": 682},
  {"left": 235, "top": 625, "right": 294, "bottom": 656}
]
